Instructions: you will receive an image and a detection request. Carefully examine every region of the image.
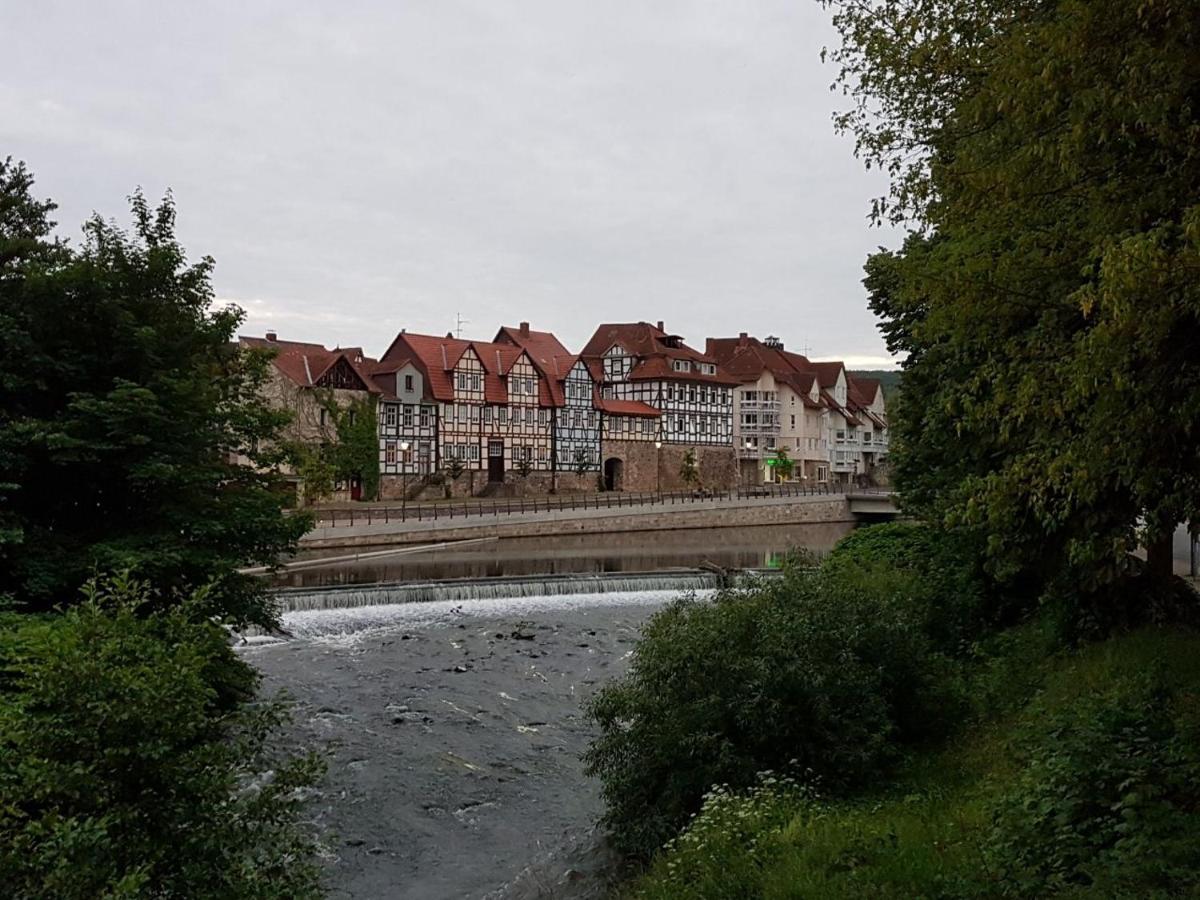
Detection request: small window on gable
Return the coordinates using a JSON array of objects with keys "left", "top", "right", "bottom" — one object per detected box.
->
[{"left": 404, "top": 374, "right": 414, "bottom": 392}]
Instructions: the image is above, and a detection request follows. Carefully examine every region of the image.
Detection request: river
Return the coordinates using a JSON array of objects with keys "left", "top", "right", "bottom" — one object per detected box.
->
[{"left": 245, "top": 522, "right": 854, "bottom": 899}]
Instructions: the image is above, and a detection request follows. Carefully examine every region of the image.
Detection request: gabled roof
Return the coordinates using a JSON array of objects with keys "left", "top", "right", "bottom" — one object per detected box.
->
[
  {"left": 810, "top": 361, "right": 846, "bottom": 390},
  {"left": 706, "top": 335, "right": 820, "bottom": 404},
  {"left": 239, "top": 335, "right": 380, "bottom": 394},
  {"left": 581, "top": 321, "right": 739, "bottom": 386},
  {"left": 381, "top": 331, "right": 553, "bottom": 406},
  {"left": 494, "top": 324, "right": 580, "bottom": 406}
]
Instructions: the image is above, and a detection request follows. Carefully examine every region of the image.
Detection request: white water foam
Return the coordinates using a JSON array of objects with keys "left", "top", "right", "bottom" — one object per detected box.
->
[{"left": 245, "top": 588, "right": 715, "bottom": 648}]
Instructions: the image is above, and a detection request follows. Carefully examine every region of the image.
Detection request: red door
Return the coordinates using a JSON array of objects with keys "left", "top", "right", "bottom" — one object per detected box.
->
[{"left": 350, "top": 476, "right": 363, "bottom": 501}]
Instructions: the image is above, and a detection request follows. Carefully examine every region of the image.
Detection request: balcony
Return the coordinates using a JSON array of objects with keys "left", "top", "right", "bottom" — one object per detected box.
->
[{"left": 739, "top": 399, "right": 780, "bottom": 412}]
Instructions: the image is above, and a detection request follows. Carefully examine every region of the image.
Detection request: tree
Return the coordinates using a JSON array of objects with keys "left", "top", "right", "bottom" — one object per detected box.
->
[
  {"left": 824, "top": 1, "right": 1200, "bottom": 593},
  {"left": 0, "top": 162, "right": 307, "bottom": 625},
  {"left": 514, "top": 449, "right": 533, "bottom": 479},
  {"left": 443, "top": 456, "right": 466, "bottom": 498},
  {"left": 573, "top": 447, "right": 591, "bottom": 478},
  {"left": 0, "top": 574, "right": 324, "bottom": 898},
  {"left": 679, "top": 448, "right": 700, "bottom": 490},
  {"left": 771, "top": 447, "right": 795, "bottom": 482}
]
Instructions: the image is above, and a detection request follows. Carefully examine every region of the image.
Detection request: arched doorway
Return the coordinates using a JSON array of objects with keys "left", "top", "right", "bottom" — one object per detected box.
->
[{"left": 603, "top": 457, "right": 623, "bottom": 492}]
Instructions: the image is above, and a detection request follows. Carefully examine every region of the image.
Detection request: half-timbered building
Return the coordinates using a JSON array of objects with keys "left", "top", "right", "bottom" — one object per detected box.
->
[
  {"left": 371, "top": 357, "right": 438, "bottom": 496},
  {"left": 494, "top": 323, "right": 602, "bottom": 488},
  {"left": 581, "top": 321, "right": 738, "bottom": 490},
  {"left": 379, "top": 331, "right": 554, "bottom": 496}
]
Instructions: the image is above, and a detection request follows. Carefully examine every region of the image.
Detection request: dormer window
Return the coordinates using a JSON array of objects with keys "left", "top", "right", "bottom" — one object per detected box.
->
[
  {"left": 698, "top": 363, "right": 716, "bottom": 375},
  {"left": 672, "top": 359, "right": 690, "bottom": 373},
  {"left": 404, "top": 374, "right": 414, "bottom": 392}
]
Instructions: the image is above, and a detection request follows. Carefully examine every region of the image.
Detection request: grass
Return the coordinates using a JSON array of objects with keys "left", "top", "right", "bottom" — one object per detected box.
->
[{"left": 630, "top": 623, "right": 1200, "bottom": 899}]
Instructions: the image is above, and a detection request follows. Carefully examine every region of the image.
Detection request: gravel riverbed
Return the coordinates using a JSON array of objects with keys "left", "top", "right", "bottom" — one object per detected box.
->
[{"left": 242, "top": 591, "right": 697, "bottom": 899}]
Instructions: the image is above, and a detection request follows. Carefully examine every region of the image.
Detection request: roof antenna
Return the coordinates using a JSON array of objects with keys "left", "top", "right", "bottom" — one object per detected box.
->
[{"left": 454, "top": 312, "right": 470, "bottom": 339}]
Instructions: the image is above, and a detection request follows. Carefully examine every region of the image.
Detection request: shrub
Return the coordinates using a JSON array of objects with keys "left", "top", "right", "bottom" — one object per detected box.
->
[
  {"left": 822, "top": 522, "right": 995, "bottom": 652},
  {"left": 0, "top": 575, "right": 326, "bottom": 899},
  {"left": 986, "top": 668, "right": 1200, "bottom": 895},
  {"left": 583, "top": 565, "right": 965, "bottom": 858}
]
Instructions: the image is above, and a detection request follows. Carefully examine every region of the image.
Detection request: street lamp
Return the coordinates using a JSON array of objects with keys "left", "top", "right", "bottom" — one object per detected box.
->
[
  {"left": 399, "top": 441, "right": 410, "bottom": 510},
  {"left": 654, "top": 440, "right": 663, "bottom": 494}
]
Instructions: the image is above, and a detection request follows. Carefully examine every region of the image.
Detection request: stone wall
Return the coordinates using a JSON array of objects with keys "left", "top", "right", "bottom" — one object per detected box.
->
[
  {"left": 302, "top": 495, "right": 857, "bottom": 550},
  {"left": 599, "top": 442, "right": 736, "bottom": 492}
]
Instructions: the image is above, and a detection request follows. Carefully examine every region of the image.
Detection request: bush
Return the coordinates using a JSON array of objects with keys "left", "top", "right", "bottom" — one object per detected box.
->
[
  {"left": 583, "top": 564, "right": 966, "bottom": 858},
  {"left": 987, "top": 668, "right": 1200, "bottom": 895},
  {"left": 0, "top": 575, "right": 326, "bottom": 899},
  {"left": 821, "top": 522, "right": 994, "bottom": 651}
]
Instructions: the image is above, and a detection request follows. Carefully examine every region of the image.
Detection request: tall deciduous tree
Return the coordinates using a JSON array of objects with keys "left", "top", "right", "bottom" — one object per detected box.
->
[
  {"left": 825, "top": 1, "right": 1200, "bottom": 591},
  {"left": 0, "top": 161, "right": 306, "bottom": 624}
]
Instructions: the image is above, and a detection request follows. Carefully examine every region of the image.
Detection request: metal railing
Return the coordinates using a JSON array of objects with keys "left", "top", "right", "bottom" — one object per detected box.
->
[{"left": 309, "top": 481, "right": 888, "bottom": 528}]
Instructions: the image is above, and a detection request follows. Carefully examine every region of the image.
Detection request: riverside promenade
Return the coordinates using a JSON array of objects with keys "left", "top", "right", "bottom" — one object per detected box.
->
[{"left": 299, "top": 487, "right": 896, "bottom": 551}]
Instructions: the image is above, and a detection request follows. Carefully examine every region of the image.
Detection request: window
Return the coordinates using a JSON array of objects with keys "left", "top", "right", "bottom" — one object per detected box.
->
[
  {"left": 700, "top": 418, "right": 709, "bottom": 434},
  {"left": 539, "top": 446, "right": 549, "bottom": 462},
  {"left": 470, "top": 405, "right": 480, "bottom": 422},
  {"left": 386, "top": 405, "right": 397, "bottom": 427},
  {"left": 319, "top": 408, "right": 328, "bottom": 427},
  {"left": 699, "top": 387, "right": 708, "bottom": 404},
  {"left": 468, "top": 444, "right": 480, "bottom": 462},
  {"left": 419, "top": 407, "right": 430, "bottom": 428},
  {"left": 483, "top": 405, "right": 493, "bottom": 424},
  {"left": 499, "top": 407, "right": 509, "bottom": 425},
  {"left": 471, "top": 374, "right": 481, "bottom": 392},
  {"left": 573, "top": 410, "right": 582, "bottom": 428},
  {"left": 385, "top": 441, "right": 396, "bottom": 464},
  {"left": 404, "top": 374, "right": 414, "bottom": 392},
  {"left": 667, "top": 385, "right": 675, "bottom": 401},
  {"left": 791, "top": 415, "right": 796, "bottom": 427},
  {"left": 672, "top": 359, "right": 690, "bottom": 373},
  {"left": 699, "top": 363, "right": 716, "bottom": 375},
  {"left": 688, "top": 387, "right": 696, "bottom": 403},
  {"left": 587, "top": 411, "right": 596, "bottom": 428},
  {"left": 524, "top": 407, "right": 534, "bottom": 425},
  {"left": 539, "top": 408, "right": 549, "bottom": 426},
  {"left": 403, "top": 406, "right": 414, "bottom": 427},
  {"left": 442, "top": 403, "right": 453, "bottom": 423}
]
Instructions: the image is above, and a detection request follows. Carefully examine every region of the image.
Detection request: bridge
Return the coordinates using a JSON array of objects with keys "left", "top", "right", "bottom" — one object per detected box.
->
[{"left": 846, "top": 491, "right": 901, "bottom": 520}]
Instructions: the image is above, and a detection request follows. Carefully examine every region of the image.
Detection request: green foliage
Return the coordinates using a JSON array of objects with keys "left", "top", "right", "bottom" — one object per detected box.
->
[
  {"left": 826, "top": 0, "right": 1200, "bottom": 596},
  {"left": 0, "top": 161, "right": 307, "bottom": 625},
  {"left": 444, "top": 456, "right": 466, "bottom": 481},
  {"left": 822, "top": 522, "right": 999, "bottom": 650},
  {"left": 572, "top": 447, "right": 591, "bottom": 478},
  {"left": 584, "top": 564, "right": 965, "bottom": 859},
  {"left": 771, "top": 446, "right": 795, "bottom": 481},
  {"left": 0, "top": 575, "right": 325, "bottom": 899},
  {"left": 291, "top": 442, "right": 336, "bottom": 505},
  {"left": 325, "top": 392, "right": 379, "bottom": 501},
  {"left": 678, "top": 448, "right": 699, "bottom": 488},
  {"left": 987, "top": 669, "right": 1200, "bottom": 895},
  {"left": 633, "top": 625, "right": 1200, "bottom": 899},
  {"left": 515, "top": 452, "right": 533, "bottom": 479}
]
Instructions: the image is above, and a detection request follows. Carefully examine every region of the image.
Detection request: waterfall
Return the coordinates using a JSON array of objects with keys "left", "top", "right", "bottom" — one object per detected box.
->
[
  {"left": 242, "top": 569, "right": 779, "bottom": 643},
  {"left": 273, "top": 569, "right": 774, "bottom": 613}
]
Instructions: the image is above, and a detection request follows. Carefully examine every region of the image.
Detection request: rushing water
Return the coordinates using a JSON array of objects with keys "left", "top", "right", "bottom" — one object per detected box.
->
[{"left": 273, "top": 521, "right": 853, "bottom": 589}]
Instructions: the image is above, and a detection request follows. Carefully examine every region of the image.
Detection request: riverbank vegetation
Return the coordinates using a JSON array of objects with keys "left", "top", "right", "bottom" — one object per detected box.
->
[
  {"left": 587, "top": 0, "right": 1200, "bottom": 893},
  {"left": 0, "top": 162, "right": 324, "bottom": 896}
]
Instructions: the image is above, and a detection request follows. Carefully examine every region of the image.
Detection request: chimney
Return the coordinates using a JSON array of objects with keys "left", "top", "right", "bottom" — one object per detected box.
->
[
  {"left": 265, "top": 331, "right": 277, "bottom": 342},
  {"left": 739, "top": 332, "right": 748, "bottom": 347},
  {"left": 656, "top": 320, "right": 664, "bottom": 332},
  {"left": 519, "top": 321, "right": 530, "bottom": 337}
]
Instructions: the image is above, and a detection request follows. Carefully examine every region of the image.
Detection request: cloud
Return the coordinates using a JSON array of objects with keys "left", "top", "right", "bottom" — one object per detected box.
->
[{"left": 7, "top": 1, "right": 902, "bottom": 361}]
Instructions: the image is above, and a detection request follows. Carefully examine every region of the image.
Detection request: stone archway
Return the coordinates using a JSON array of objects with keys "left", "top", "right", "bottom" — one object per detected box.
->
[{"left": 603, "top": 457, "right": 623, "bottom": 492}]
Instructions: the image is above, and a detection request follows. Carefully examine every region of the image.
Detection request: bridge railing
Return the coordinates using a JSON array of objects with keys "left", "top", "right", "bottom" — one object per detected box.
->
[{"left": 307, "top": 482, "right": 892, "bottom": 528}]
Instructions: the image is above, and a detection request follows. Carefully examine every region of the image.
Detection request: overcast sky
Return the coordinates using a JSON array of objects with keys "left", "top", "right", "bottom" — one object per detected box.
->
[{"left": 4, "top": 1, "right": 902, "bottom": 366}]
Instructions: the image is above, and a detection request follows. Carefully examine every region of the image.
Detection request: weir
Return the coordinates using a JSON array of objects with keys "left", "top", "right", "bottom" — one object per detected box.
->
[{"left": 272, "top": 568, "right": 777, "bottom": 614}]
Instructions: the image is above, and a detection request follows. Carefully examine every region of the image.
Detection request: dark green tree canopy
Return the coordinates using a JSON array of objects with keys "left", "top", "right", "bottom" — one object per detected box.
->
[
  {"left": 0, "top": 161, "right": 306, "bottom": 623},
  {"left": 826, "top": 1, "right": 1200, "bottom": 589}
]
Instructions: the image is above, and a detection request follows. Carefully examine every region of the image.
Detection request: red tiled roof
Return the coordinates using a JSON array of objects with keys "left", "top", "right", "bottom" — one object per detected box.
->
[
  {"left": 581, "top": 322, "right": 740, "bottom": 386},
  {"left": 381, "top": 331, "right": 553, "bottom": 406},
  {"left": 595, "top": 397, "right": 661, "bottom": 417},
  {"left": 240, "top": 335, "right": 380, "bottom": 394},
  {"left": 494, "top": 324, "right": 577, "bottom": 406}
]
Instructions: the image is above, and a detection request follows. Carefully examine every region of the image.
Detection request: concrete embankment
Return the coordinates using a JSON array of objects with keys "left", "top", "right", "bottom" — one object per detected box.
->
[{"left": 300, "top": 494, "right": 855, "bottom": 551}]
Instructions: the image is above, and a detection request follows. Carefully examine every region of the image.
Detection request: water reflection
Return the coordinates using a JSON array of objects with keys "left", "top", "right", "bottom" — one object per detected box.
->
[{"left": 274, "top": 522, "right": 855, "bottom": 588}]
